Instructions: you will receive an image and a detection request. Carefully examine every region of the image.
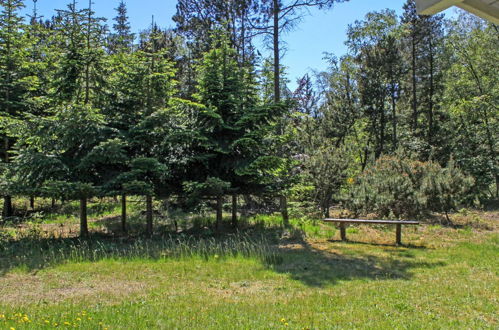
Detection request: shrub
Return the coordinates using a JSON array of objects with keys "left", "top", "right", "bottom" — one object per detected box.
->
[{"left": 344, "top": 156, "right": 473, "bottom": 220}]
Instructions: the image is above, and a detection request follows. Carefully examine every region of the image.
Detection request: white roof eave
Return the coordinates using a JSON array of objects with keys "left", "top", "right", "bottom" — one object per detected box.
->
[{"left": 416, "top": 0, "right": 499, "bottom": 24}]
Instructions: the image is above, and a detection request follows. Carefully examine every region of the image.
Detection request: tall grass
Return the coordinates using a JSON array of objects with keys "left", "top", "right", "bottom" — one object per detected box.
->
[{"left": 0, "top": 233, "right": 281, "bottom": 273}]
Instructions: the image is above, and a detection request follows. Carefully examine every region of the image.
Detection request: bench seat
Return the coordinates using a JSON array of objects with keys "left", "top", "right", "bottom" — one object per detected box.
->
[{"left": 323, "top": 218, "right": 420, "bottom": 245}]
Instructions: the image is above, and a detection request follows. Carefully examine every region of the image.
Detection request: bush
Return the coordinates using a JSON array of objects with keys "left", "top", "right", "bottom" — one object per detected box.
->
[{"left": 344, "top": 156, "right": 473, "bottom": 220}]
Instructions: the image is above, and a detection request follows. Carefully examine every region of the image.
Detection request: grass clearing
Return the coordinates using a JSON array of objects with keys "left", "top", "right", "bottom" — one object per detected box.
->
[{"left": 0, "top": 206, "right": 497, "bottom": 329}]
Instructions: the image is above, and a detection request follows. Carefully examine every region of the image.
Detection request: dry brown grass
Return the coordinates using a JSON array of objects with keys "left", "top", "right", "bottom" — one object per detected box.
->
[{"left": 1, "top": 271, "right": 150, "bottom": 305}]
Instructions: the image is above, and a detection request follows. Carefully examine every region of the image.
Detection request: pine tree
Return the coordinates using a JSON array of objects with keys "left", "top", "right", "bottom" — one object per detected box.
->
[
  {"left": 0, "top": 0, "right": 27, "bottom": 217},
  {"left": 107, "top": 0, "right": 134, "bottom": 54},
  {"left": 346, "top": 10, "right": 399, "bottom": 159},
  {"left": 23, "top": 0, "right": 109, "bottom": 236},
  {"left": 53, "top": 0, "right": 106, "bottom": 105},
  {"left": 193, "top": 31, "right": 283, "bottom": 228},
  {"left": 195, "top": 32, "right": 247, "bottom": 229},
  {"left": 400, "top": 0, "right": 445, "bottom": 159}
]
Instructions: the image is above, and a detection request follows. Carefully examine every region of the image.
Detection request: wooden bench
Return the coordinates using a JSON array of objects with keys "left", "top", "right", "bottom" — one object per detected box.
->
[{"left": 323, "top": 218, "right": 420, "bottom": 245}]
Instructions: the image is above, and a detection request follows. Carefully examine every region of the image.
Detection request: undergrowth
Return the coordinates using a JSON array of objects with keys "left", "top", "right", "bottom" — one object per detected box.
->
[{"left": 0, "top": 233, "right": 281, "bottom": 274}]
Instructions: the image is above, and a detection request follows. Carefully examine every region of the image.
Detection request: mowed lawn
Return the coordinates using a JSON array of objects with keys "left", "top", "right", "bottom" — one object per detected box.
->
[{"left": 0, "top": 212, "right": 498, "bottom": 329}]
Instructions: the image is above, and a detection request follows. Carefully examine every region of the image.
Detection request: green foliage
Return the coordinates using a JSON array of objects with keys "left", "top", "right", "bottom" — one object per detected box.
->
[
  {"left": 107, "top": 1, "right": 134, "bottom": 54},
  {"left": 189, "top": 30, "right": 284, "bottom": 200},
  {"left": 0, "top": 0, "right": 495, "bottom": 224},
  {"left": 345, "top": 155, "right": 474, "bottom": 219},
  {"left": 51, "top": 1, "right": 107, "bottom": 105},
  {"left": 442, "top": 16, "right": 498, "bottom": 197}
]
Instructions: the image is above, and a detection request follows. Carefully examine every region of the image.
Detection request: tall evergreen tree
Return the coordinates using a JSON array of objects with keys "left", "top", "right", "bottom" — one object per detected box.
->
[
  {"left": 346, "top": 10, "right": 400, "bottom": 160},
  {"left": 192, "top": 31, "right": 283, "bottom": 228},
  {"left": 107, "top": 0, "right": 134, "bottom": 54},
  {"left": 36, "top": 0, "right": 108, "bottom": 236},
  {"left": 400, "top": 0, "right": 446, "bottom": 159},
  {"left": 53, "top": 0, "right": 106, "bottom": 105},
  {"left": 0, "top": 0, "right": 27, "bottom": 217}
]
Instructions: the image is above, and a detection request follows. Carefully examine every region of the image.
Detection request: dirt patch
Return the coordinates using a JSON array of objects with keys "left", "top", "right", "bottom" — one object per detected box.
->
[
  {"left": 0, "top": 272, "right": 149, "bottom": 305},
  {"left": 204, "top": 280, "right": 278, "bottom": 300}
]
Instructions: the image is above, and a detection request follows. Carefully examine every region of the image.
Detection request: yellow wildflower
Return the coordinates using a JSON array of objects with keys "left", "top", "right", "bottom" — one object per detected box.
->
[
  {"left": 285, "top": 323, "right": 289, "bottom": 326},
  {"left": 64, "top": 321, "right": 71, "bottom": 325},
  {"left": 280, "top": 318, "right": 286, "bottom": 323},
  {"left": 76, "top": 318, "right": 81, "bottom": 321}
]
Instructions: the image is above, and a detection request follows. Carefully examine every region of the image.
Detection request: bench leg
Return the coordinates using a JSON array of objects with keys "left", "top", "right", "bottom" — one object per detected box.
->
[
  {"left": 396, "top": 224, "right": 402, "bottom": 245},
  {"left": 340, "top": 222, "right": 347, "bottom": 241}
]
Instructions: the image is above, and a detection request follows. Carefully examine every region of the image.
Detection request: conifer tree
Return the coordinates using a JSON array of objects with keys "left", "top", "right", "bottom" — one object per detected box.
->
[
  {"left": 0, "top": 0, "right": 28, "bottom": 217},
  {"left": 107, "top": 0, "right": 134, "bottom": 54},
  {"left": 400, "top": 0, "right": 446, "bottom": 158},
  {"left": 20, "top": 0, "right": 110, "bottom": 236},
  {"left": 194, "top": 31, "right": 283, "bottom": 228}
]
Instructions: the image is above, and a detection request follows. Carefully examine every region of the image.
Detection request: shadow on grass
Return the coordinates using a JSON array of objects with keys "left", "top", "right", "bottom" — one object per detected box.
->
[
  {"left": 0, "top": 220, "right": 445, "bottom": 288},
  {"left": 272, "top": 237, "right": 442, "bottom": 287},
  {"left": 326, "top": 238, "right": 428, "bottom": 249},
  {"left": 0, "top": 228, "right": 281, "bottom": 277}
]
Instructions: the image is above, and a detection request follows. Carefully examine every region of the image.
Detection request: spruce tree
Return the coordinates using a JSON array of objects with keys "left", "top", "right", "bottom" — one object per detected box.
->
[
  {"left": 0, "top": 0, "right": 27, "bottom": 217},
  {"left": 20, "top": 0, "right": 110, "bottom": 236},
  {"left": 107, "top": 0, "right": 134, "bottom": 54},
  {"left": 194, "top": 31, "right": 283, "bottom": 228}
]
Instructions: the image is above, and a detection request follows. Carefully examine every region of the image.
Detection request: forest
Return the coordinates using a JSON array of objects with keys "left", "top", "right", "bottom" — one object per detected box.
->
[
  {"left": 0, "top": 0, "right": 497, "bottom": 235},
  {"left": 0, "top": 0, "right": 497, "bottom": 328}
]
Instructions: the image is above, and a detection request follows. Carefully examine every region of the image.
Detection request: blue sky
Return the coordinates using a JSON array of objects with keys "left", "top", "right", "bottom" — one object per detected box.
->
[{"left": 22, "top": 0, "right": 457, "bottom": 89}]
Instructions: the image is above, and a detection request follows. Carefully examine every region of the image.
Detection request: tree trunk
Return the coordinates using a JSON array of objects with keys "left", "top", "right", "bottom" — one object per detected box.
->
[
  {"left": 495, "top": 176, "right": 499, "bottom": 199},
  {"left": 391, "top": 82, "right": 398, "bottom": 150},
  {"left": 280, "top": 195, "right": 289, "bottom": 227},
  {"left": 121, "top": 193, "right": 127, "bottom": 233},
  {"left": 3, "top": 137, "right": 12, "bottom": 218},
  {"left": 30, "top": 196, "right": 35, "bottom": 210},
  {"left": 3, "top": 195, "right": 13, "bottom": 218},
  {"left": 273, "top": 0, "right": 289, "bottom": 227},
  {"left": 231, "top": 193, "right": 237, "bottom": 227},
  {"left": 411, "top": 32, "right": 418, "bottom": 132},
  {"left": 84, "top": 0, "right": 91, "bottom": 104},
  {"left": 216, "top": 195, "right": 223, "bottom": 231},
  {"left": 80, "top": 197, "right": 89, "bottom": 238},
  {"left": 241, "top": 194, "right": 251, "bottom": 217},
  {"left": 273, "top": 0, "right": 280, "bottom": 102},
  {"left": 428, "top": 34, "right": 434, "bottom": 148},
  {"left": 51, "top": 198, "right": 56, "bottom": 209},
  {"left": 146, "top": 195, "right": 153, "bottom": 237},
  {"left": 324, "top": 198, "right": 331, "bottom": 218},
  {"left": 378, "top": 104, "right": 386, "bottom": 158}
]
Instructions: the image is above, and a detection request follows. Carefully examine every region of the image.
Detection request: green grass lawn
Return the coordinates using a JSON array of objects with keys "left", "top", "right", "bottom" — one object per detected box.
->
[{"left": 0, "top": 208, "right": 498, "bottom": 329}]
